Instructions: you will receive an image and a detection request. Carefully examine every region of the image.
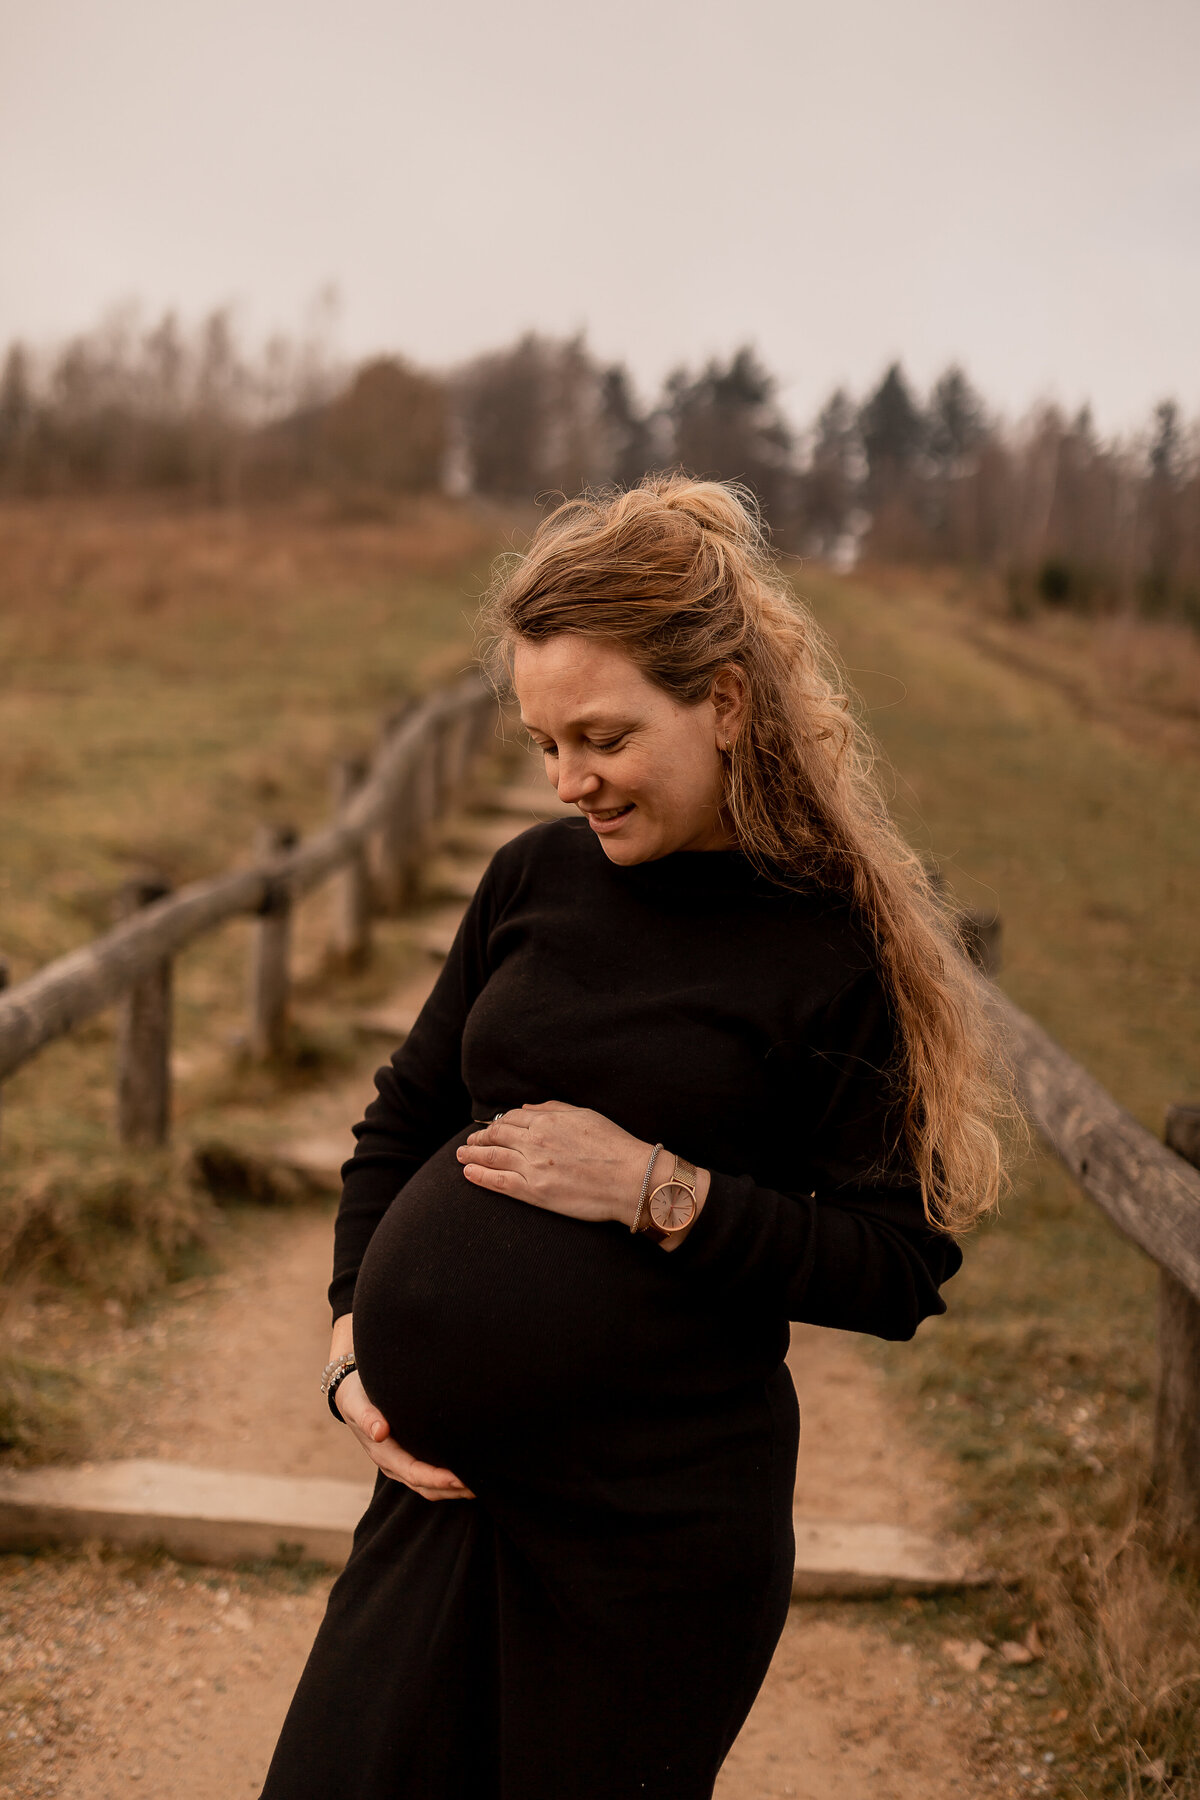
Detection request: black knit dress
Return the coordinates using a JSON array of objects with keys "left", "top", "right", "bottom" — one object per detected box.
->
[{"left": 259, "top": 819, "right": 961, "bottom": 1800}]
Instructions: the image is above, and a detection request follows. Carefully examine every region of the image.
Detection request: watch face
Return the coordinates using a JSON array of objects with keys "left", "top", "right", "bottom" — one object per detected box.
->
[{"left": 648, "top": 1181, "right": 696, "bottom": 1233}]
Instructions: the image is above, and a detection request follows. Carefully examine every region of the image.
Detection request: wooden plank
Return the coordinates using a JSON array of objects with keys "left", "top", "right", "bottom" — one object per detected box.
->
[{"left": 989, "top": 987, "right": 1200, "bottom": 1303}]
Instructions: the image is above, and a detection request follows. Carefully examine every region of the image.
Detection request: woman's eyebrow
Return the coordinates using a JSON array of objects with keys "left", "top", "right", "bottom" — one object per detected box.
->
[{"left": 520, "top": 713, "right": 634, "bottom": 734}]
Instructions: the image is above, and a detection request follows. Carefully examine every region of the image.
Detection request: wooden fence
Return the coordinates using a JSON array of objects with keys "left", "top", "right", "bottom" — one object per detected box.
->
[
  {"left": 987, "top": 983, "right": 1200, "bottom": 1561},
  {"left": 0, "top": 673, "right": 497, "bottom": 1144},
  {"left": 0, "top": 696, "right": 1197, "bottom": 1558}
]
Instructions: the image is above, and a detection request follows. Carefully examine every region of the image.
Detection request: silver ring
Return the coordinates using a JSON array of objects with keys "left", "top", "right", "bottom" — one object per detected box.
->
[{"left": 493, "top": 1110, "right": 504, "bottom": 1122}]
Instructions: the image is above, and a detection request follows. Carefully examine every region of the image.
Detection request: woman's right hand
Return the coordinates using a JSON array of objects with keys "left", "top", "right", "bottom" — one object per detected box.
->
[{"left": 335, "top": 1371, "right": 475, "bottom": 1501}]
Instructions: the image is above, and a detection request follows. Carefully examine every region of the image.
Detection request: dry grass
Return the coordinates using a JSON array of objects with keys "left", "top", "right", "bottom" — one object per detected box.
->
[
  {"left": 864, "top": 562, "right": 1200, "bottom": 762},
  {"left": 0, "top": 494, "right": 514, "bottom": 1445},
  {"left": 802, "top": 565, "right": 1200, "bottom": 1797},
  {"left": 2, "top": 510, "right": 1199, "bottom": 1789}
]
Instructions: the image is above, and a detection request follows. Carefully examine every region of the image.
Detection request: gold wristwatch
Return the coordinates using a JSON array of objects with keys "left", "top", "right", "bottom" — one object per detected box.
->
[{"left": 636, "top": 1152, "right": 698, "bottom": 1243}]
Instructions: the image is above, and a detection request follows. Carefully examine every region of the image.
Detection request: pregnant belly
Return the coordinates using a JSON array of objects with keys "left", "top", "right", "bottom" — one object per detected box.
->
[{"left": 351, "top": 1129, "right": 730, "bottom": 1471}]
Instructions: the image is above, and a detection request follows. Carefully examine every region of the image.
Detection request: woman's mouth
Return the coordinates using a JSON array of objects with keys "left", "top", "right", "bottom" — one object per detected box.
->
[{"left": 584, "top": 803, "right": 635, "bottom": 834}]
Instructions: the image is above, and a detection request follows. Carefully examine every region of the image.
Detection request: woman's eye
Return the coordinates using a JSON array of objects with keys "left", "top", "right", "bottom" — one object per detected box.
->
[{"left": 590, "top": 737, "right": 626, "bottom": 752}]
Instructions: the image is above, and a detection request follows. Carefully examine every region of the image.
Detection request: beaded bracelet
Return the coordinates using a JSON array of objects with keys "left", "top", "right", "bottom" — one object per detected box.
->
[
  {"left": 320, "top": 1352, "right": 357, "bottom": 1422},
  {"left": 630, "top": 1143, "right": 664, "bottom": 1235}
]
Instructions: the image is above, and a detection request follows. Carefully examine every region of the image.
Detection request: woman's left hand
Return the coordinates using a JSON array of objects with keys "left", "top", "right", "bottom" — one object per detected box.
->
[{"left": 457, "top": 1102, "right": 686, "bottom": 1230}]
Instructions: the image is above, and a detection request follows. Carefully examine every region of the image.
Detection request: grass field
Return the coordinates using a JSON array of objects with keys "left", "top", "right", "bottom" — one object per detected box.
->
[
  {"left": 2, "top": 505, "right": 1198, "bottom": 1795},
  {"left": 798, "top": 564, "right": 1200, "bottom": 1798},
  {"left": 0, "top": 495, "right": 513, "bottom": 1333}
]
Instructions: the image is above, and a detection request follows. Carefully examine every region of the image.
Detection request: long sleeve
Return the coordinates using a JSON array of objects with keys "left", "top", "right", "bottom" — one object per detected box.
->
[
  {"left": 328, "top": 866, "right": 499, "bottom": 1321},
  {"left": 671, "top": 965, "right": 962, "bottom": 1340}
]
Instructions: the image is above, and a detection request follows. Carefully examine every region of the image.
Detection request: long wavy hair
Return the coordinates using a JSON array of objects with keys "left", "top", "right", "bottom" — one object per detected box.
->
[{"left": 477, "top": 474, "right": 1010, "bottom": 1232}]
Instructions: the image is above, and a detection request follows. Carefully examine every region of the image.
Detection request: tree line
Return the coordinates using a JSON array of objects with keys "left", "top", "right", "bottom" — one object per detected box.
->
[{"left": 1, "top": 307, "right": 1196, "bottom": 626}]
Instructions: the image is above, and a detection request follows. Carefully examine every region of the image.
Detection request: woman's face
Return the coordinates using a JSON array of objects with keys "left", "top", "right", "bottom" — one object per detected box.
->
[{"left": 512, "top": 633, "right": 742, "bottom": 863}]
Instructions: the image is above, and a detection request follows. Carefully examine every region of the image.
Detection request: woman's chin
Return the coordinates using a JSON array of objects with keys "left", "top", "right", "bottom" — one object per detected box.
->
[{"left": 597, "top": 827, "right": 654, "bottom": 864}]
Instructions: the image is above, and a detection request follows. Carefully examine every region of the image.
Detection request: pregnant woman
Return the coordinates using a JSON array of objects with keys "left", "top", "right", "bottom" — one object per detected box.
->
[{"left": 259, "top": 475, "right": 1006, "bottom": 1800}]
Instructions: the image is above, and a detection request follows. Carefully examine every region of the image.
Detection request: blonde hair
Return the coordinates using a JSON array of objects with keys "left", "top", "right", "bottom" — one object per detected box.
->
[{"left": 478, "top": 474, "right": 1010, "bottom": 1232}]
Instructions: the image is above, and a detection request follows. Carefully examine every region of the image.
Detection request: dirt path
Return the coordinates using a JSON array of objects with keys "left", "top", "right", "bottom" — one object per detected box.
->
[
  {"left": 0, "top": 787, "right": 1026, "bottom": 1799},
  {"left": 0, "top": 1202, "right": 1022, "bottom": 1800}
]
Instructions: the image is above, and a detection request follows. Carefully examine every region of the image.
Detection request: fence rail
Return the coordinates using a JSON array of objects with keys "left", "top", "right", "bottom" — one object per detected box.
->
[
  {"left": 986, "top": 983, "right": 1200, "bottom": 1560},
  {"left": 0, "top": 674, "right": 497, "bottom": 1123},
  {"left": 990, "top": 990, "right": 1200, "bottom": 1304},
  {"left": 0, "top": 709, "right": 1197, "bottom": 1554}
]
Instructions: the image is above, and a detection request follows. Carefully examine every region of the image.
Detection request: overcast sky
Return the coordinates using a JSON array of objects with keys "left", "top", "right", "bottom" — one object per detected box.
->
[{"left": 2, "top": 0, "right": 1197, "bottom": 432}]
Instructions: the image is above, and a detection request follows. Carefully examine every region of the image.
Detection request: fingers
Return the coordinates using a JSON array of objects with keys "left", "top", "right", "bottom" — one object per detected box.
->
[
  {"left": 457, "top": 1141, "right": 523, "bottom": 1170},
  {"left": 357, "top": 1406, "right": 390, "bottom": 1443},
  {"left": 457, "top": 1139, "right": 530, "bottom": 1196},
  {"left": 463, "top": 1126, "right": 528, "bottom": 1152},
  {"left": 461, "top": 1161, "right": 521, "bottom": 1195},
  {"left": 348, "top": 1414, "right": 474, "bottom": 1500},
  {"left": 376, "top": 1439, "right": 475, "bottom": 1501},
  {"left": 334, "top": 1375, "right": 473, "bottom": 1501}
]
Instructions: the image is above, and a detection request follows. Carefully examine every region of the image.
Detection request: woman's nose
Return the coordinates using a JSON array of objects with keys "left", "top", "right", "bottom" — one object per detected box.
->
[{"left": 554, "top": 757, "right": 602, "bottom": 804}]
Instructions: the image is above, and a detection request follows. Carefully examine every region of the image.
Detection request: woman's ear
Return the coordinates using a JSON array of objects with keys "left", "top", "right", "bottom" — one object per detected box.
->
[{"left": 710, "top": 665, "right": 747, "bottom": 748}]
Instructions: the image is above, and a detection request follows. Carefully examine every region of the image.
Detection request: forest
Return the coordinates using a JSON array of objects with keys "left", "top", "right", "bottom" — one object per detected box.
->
[{"left": 1, "top": 307, "right": 1197, "bottom": 629}]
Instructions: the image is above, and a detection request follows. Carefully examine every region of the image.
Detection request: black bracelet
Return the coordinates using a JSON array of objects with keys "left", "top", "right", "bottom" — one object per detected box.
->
[{"left": 324, "top": 1358, "right": 358, "bottom": 1421}]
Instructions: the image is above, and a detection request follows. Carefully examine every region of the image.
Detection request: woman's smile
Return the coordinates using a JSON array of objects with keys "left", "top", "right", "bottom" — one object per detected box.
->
[{"left": 582, "top": 801, "right": 636, "bottom": 833}]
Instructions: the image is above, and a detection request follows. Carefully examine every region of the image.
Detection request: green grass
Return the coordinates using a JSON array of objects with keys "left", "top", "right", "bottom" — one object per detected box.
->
[{"left": 796, "top": 567, "right": 1200, "bottom": 1798}]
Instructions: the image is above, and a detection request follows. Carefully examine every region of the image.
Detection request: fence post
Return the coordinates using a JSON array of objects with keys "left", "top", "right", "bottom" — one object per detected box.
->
[
  {"left": 114, "top": 876, "right": 173, "bottom": 1147},
  {"left": 331, "top": 757, "right": 371, "bottom": 968},
  {"left": 468, "top": 691, "right": 497, "bottom": 763},
  {"left": 441, "top": 707, "right": 473, "bottom": 804},
  {"left": 0, "top": 954, "right": 8, "bottom": 1151},
  {"left": 374, "top": 702, "right": 418, "bottom": 913},
  {"left": 249, "top": 825, "right": 297, "bottom": 1061},
  {"left": 1154, "top": 1105, "right": 1200, "bottom": 1563},
  {"left": 959, "top": 911, "right": 1003, "bottom": 976},
  {"left": 412, "top": 717, "right": 444, "bottom": 845}
]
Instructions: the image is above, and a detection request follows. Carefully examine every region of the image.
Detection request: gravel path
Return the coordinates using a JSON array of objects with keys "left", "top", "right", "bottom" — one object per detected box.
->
[{"left": 0, "top": 1203, "right": 1023, "bottom": 1799}]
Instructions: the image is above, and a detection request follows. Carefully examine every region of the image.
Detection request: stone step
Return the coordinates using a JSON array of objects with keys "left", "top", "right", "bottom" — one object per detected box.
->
[
  {"left": 268, "top": 1132, "right": 349, "bottom": 1189},
  {"left": 0, "top": 1459, "right": 372, "bottom": 1569},
  {"left": 355, "top": 964, "right": 440, "bottom": 1041},
  {"left": 422, "top": 854, "right": 490, "bottom": 902},
  {"left": 789, "top": 1516, "right": 991, "bottom": 1597},
  {"left": 437, "top": 817, "right": 526, "bottom": 857},
  {"left": 0, "top": 1460, "right": 992, "bottom": 1594},
  {"left": 471, "top": 785, "right": 575, "bottom": 820},
  {"left": 407, "top": 902, "right": 468, "bottom": 958}
]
